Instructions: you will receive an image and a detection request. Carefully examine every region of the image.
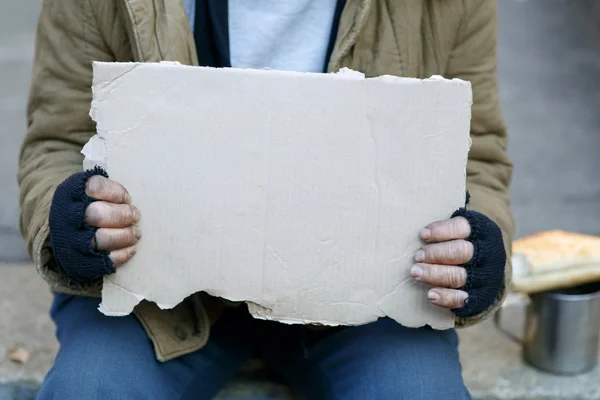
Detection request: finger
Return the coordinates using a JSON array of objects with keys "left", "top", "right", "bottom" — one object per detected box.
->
[
  {"left": 415, "top": 240, "right": 473, "bottom": 265},
  {"left": 93, "top": 226, "right": 142, "bottom": 251},
  {"left": 86, "top": 176, "right": 132, "bottom": 204},
  {"left": 427, "top": 288, "right": 468, "bottom": 309},
  {"left": 109, "top": 246, "right": 137, "bottom": 267},
  {"left": 85, "top": 201, "right": 140, "bottom": 228},
  {"left": 411, "top": 263, "right": 467, "bottom": 289},
  {"left": 421, "top": 216, "right": 471, "bottom": 243}
]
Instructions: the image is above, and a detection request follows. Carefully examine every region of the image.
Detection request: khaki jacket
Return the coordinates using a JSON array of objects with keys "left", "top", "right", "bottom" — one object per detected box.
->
[{"left": 19, "top": 0, "right": 513, "bottom": 361}]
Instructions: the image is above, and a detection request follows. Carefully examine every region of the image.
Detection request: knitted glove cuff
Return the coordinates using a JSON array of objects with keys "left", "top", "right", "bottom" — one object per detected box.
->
[
  {"left": 450, "top": 208, "right": 506, "bottom": 318},
  {"left": 49, "top": 167, "right": 115, "bottom": 283}
]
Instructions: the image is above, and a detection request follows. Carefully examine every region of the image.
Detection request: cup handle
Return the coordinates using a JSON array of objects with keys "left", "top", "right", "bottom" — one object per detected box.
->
[{"left": 493, "top": 292, "right": 530, "bottom": 345}]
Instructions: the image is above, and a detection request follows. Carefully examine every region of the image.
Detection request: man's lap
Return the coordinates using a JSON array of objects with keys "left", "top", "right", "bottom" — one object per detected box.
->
[
  {"left": 38, "top": 294, "right": 470, "bottom": 400},
  {"left": 263, "top": 318, "right": 470, "bottom": 399}
]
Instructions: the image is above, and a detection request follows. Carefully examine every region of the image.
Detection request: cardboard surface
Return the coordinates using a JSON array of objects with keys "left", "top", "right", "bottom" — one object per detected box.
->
[{"left": 84, "top": 62, "right": 472, "bottom": 329}]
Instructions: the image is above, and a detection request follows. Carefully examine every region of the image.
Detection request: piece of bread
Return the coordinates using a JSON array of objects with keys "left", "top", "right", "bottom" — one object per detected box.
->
[{"left": 511, "top": 230, "right": 600, "bottom": 293}]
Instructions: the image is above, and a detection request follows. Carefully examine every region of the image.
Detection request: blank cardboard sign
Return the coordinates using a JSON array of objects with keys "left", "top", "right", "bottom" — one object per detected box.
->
[{"left": 84, "top": 62, "right": 472, "bottom": 329}]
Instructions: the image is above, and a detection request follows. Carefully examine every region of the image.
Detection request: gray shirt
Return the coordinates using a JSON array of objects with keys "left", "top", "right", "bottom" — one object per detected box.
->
[{"left": 184, "top": 0, "right": 337, "bottom": 72}]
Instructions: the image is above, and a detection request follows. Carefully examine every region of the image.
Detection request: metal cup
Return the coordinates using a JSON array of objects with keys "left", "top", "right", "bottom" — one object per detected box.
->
[{"left": 495, "top": 281, "right": 600, "bottom": 375}]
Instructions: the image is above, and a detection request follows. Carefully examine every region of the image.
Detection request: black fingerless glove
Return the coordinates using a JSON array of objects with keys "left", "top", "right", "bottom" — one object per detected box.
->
[
  {"left": 451, "top": 203, "right": 506, "bottom": 318},
  {"left": 49, "top": 167, "right": 115, "bottom": 283}
]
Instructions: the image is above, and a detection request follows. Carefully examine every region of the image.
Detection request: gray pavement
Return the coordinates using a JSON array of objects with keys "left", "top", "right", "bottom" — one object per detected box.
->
[
  {"left": 1, "top": 0, "right": 599, "bottom": 399},
  {"left": 0, "top": 1, "right": 39, "bottom": 262},
  {"left": 500, "top": 0, "right": 600, "bottom": 238}
]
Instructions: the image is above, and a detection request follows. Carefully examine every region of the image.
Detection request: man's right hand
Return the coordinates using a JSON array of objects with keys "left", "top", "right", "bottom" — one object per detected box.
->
[
  {"left": 84, "top": 175, "right": 142, "bottom": 267},
  {"left": 49, "top": 167, "right": 141, "bottom": 283}
]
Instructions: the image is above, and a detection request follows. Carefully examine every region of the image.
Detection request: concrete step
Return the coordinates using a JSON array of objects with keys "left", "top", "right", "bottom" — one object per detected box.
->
[{"left": 1, "top": 263, "right": 598, "bottom": 400}]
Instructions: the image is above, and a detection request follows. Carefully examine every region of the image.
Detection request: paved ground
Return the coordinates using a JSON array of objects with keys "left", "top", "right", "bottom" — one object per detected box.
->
[
  {"left": 1, "top": 0, "right": 599, "bottom": 399},
  {"left": 0, "top": 2, "right": 39, "bottom": 262},
  {"left": 500, "top": 0, "right": 600, "bottom": 238}
]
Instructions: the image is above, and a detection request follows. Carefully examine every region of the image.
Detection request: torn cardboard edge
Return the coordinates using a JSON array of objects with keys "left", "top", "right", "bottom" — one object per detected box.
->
[{"left": 85, "top": 61, "right": 472, "bottom": 329}]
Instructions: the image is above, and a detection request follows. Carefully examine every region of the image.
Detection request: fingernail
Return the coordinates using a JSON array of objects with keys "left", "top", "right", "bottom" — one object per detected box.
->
[
  {"left": 411, "top": 265, "right": 423, "bottom": 280},
  {"left": 132, "top": 206, "right": 141, "bottom": 222},
  {"left": 128, "top": 246, "right": 137, "bottom": 256},
  {"left": 415, "top": 249, "right": 425, "bottom": 262},
  {"left": 134, "top": 226, "right": 142, "bottom": 239},
  {"left": 124, "top": 193, "right": 132, "bottom": 204},
  {"left": 85, "top": 176, "right": 101, "bottom": 194},
  {"left": 420, "top": 228, "right": 431, "bottom": 240},
  {"left": 428, "top": 291, "right": 440, "bottom": 302}
]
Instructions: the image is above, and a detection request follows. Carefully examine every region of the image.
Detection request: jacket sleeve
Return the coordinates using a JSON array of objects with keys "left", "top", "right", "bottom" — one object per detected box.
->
[
  {"left": 443, "top": 0, "right": 514, "bottom": 326},
  {"left": 18, "top": 0, "right": 115, "bottom": 295}
]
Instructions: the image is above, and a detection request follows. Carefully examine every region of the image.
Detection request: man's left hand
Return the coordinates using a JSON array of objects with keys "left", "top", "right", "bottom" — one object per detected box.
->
[{"left": 411, "top": 216, "right": 473, "bottom": 309}]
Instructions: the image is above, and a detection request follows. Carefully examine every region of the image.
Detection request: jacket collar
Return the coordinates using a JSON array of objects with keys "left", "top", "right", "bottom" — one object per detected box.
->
[
  {"left": 328, "top": 0, "right": 372, "bottom": 71},
  {"left": 122, "top": 0, "right": 198, "bottom": 65},
  {"left": 122, "top": 0, "right": 374, "bottom": 70}
]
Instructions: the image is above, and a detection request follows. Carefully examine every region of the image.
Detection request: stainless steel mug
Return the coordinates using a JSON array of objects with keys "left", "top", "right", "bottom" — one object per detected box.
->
[{"left": 495, "top": 282, "right": 600, "bottom": 375}]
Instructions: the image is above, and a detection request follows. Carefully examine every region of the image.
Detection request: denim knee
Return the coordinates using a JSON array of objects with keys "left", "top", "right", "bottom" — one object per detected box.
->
[
  {"left": 37, "top": 366, "right": 122, "bottom": 400},
  {"left": 39, "top": 295, "right": 172, "bottom": 400}
]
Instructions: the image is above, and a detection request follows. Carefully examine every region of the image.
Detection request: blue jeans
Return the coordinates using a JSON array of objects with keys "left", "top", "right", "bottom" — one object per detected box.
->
[{"left": 38, "top": 294, "right": 471, "bottom": 400}]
